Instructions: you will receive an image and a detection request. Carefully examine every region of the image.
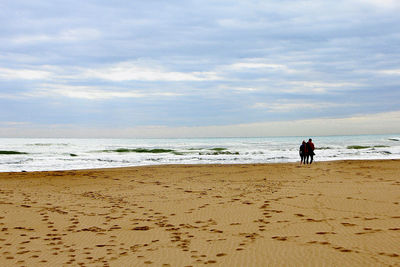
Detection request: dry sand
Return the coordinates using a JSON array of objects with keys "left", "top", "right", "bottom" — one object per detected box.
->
[{"left": 0, "top": 160, "right": 399, "bottom": 266}]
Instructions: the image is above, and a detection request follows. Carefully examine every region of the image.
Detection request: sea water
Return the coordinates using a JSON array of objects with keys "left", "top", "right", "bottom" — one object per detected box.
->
[{"left": 0, "top": 134, "right": 399, "bottom": 172}]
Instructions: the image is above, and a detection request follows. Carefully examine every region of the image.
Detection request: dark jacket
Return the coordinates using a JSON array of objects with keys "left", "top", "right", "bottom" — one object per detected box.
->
[
  {"left": 299, "top": 143, "right": 306, "bottom": 156},
  {"left": 306, "top": 142, "right": 315, "bottom": 155}
]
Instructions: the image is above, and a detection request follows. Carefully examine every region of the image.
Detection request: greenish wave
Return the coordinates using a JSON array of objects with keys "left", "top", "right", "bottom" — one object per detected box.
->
[
  {"left": 102, "top": 148, "right": 175, "bottom": 153},
  {"left": 172, "top": 151, "right": 185, "bottom": 155},
  {"left": 347, "top": 145, "right": 371, "bottom": 149},
  {"left": 0, "top": 150, "right": 28, "bottom": 155},
  {"left": 347, "top": 145, "right": 390, "bottom": 149},
  {"left": 210, "top": 147, "right": 227, "bottom": 151},
  {"left": 199, "top": 151, "right": 239, "bottom": 155}
]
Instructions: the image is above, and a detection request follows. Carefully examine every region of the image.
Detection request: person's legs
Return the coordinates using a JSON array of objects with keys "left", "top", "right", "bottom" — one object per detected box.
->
[
  {"left": 310, "top": 154, "right": 313, "bottom": 164},
  {"left": 306, "top": 155, "right": 309, "bottom": 164}
]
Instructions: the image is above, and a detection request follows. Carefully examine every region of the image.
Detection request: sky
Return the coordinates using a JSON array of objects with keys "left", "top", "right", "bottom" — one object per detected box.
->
[{"left": 1, "top": 0, "right": 400, "bottom": 138}]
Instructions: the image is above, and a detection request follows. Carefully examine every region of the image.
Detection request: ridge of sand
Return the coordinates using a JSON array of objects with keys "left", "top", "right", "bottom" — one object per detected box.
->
[{"left": 0, "top": 160, "right": 399, "bottom": 266}]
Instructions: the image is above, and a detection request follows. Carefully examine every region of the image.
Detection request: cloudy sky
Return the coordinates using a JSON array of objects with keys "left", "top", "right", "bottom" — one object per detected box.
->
[{"left": 1, "top": 0, "right": 400, "bottom": 138}]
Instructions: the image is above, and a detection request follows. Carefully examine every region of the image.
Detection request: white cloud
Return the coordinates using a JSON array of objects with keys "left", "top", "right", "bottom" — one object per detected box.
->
[
  {"left": 216, "top": 18, "right": 267, "bottom": 29},
  {"left": 284, "top": 81, "right": 362, "bottom": 93},
  {"left": 0, "top": 121, "right": 30, "bottom": 126},
  {"left": 11, "top": 34, "right": 53, "bottom": 44},
  {"left": 226, "top": 60, "right": 299, "bottom": 74},
  {"left": 252, "top": 100, "right": 356, "bottom": 112},
  {"left": 24, "top": 84, "right": 181, "bottom": 100},
  {"left": 0, "top": 67, "right": 52, "bottom": 80},
  {"left": 58, "top": 28, "right": 101, "bottom": 41},
  {"left": 220, "top": 59, "right": 306, "bottom": 79},
  {"left": 82, "top": 62, "right": 221, "bottom": 82},
  {"left": 252, "top": 102, "right": 320, "bottom": 111},
  {"left": 379, "top": 69, "right": 400, "bottom": 75},
  {"left": 10, "top": 28, "right": 101, "bottom": 44},
  {"left": 0, "top": 60, "right": 221, "bottom": 84},
  {"left": 359, "top": 0, "right": 400, "bottom": 9},
  {"left": 220, "top": 86, "right": 260, "bottom": 92},
  {"left": 229, "top": 62, "right": 285, "bottom": 70}
]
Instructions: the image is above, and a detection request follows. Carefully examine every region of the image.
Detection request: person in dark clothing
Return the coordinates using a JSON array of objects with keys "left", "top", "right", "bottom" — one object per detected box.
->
[
  {"left": 306, "top": 138, "right": 315, "bottom": 164},
  {"left": 299, "top": 140, "right": 307, "bottom": 164}
]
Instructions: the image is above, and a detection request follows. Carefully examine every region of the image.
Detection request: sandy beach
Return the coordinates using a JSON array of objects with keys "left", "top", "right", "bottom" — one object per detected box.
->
[{"left": 0, "top": 160, "right": 399, "bottom": 266}]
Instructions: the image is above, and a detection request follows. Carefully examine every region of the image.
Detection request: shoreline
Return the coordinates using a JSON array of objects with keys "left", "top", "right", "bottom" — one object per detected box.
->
[
  {"left": 2, "top": 158, "right": 400, "bottom": 174},
  {"left": 1, "top": 159, "right": 399, "bottom": 266}
]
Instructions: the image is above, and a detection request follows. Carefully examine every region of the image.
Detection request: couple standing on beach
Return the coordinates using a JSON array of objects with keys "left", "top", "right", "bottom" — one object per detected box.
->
[{"left": 299, "top": 139, "right": 315, "bottom": 164}]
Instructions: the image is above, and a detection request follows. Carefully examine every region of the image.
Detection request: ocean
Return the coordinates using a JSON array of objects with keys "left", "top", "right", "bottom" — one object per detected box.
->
[{"left": 0, "top": 134, "right": 399, "bottom": 172}]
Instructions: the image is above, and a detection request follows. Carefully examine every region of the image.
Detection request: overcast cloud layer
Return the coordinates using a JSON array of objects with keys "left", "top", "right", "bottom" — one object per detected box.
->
[{"left": 1, "top": 0, "right": 400, "bottom": 137}]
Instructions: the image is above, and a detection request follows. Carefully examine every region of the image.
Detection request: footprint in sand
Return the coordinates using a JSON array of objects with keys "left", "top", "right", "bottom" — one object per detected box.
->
[
  {"left": 379, "top": 252, "right": 399, "bottom": 258},
  {"left": 333, "top": 246, "right": 353, "bottom": 253},
  {"left": 316, "top": 231, "right": 336, "bottom": 235},
  {"left": 341, "top": 222, "right": 357, "bottom": 227},
  {"left": 272, "top": 236, "right": 287, "bottom": 241}
]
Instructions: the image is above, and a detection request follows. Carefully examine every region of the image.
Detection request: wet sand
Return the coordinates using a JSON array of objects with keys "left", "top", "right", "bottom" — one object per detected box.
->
[{"left": 0, "top": 160, "right": 399, "bottom": 266}]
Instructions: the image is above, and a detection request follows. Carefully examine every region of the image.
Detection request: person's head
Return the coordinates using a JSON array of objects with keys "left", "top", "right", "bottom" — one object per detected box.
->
[
  {"left": 309, "top": 138, "right": 312, "bottom": 142},
  {"left": 302, "top": 140, "right": 306, "bottom": 144}
]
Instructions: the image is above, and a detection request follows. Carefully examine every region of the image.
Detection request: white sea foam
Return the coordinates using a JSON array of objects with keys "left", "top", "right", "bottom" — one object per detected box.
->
[{"left": 0, "top": 135, "right": 399, "bottom": 172}]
